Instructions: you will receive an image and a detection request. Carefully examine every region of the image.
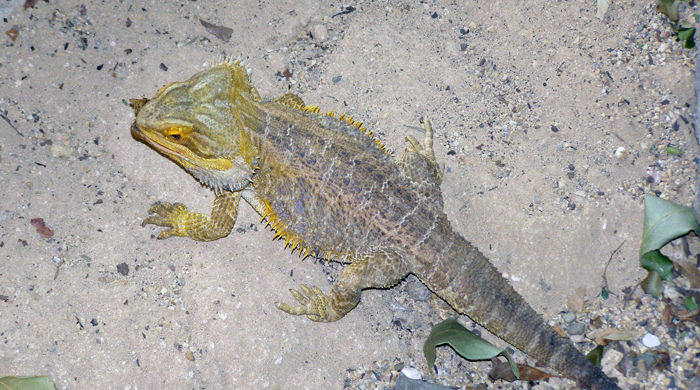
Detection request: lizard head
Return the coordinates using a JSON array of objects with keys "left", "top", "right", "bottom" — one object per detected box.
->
[{"left": 130, "top": 59, "right": 260, "bottom": 193}]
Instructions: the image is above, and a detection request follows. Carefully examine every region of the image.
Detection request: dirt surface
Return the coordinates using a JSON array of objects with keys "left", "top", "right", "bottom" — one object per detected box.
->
[{"left": 1, "top": 0, "right": 698, "bottom": 389}]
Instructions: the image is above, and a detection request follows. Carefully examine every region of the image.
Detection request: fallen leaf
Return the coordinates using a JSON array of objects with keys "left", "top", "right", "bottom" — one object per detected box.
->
[
  {"left": 661, "top": 302, "right": 671, "bottom": 325},
  {"left": 30, "top": 218, "right": 54, "bottom": 239},
  {"left": 24, "top": 0, "right": 40, "bottom": 9},
  {"left": 553, "top": 324, "right": 568, "bottom": 338},
  {"left": 672, "top": 306, "right": 700, "bottom": 322},
  {"left": 641, "top": 270, "right": 664, "bottom": 298},
  {"left": 593, "top": 328, "right": 635, "bottom": 345},
  {"left": 640, "top": 194, "right": 699, "bottom": 279},
  {"left": 423, "top": 318, "right": 519, "bottom": 379},
  {"left": 675, "top": 260, "right": 700, "bottom": 288},
  {"left": 489, "top": 359, "right": 557, "bottom": 382},
  {"left": 656, "top": 0, "right": 680, "bottom": 22},
  {"left": 5, "top": 28, "right": 19, "bottom": 42},
  {"left": 666, "top": 145, "right": 682, "bottom": 155},
  {"left": 199, "top": 19, "right": 232, "bottom": 42},
  {"left": 0, "top": 375, "right": 56, "bottom": 390},
  {"left": 567, "top": 286, "right": 586, "bottom": 313}
]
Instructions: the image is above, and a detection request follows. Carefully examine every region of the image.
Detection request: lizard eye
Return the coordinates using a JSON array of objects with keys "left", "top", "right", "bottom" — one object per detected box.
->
[{"left": 165, "top": 128, "right": 184, "bottom": 141}]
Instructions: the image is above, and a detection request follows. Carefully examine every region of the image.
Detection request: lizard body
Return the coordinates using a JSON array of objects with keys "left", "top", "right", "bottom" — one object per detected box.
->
[{"left": 130, "top": 59, "right": 620, "bottom": 390}]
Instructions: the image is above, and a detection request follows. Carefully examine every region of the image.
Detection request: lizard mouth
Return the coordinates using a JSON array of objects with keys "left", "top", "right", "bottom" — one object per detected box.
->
[
  {"left": 131, "top": 122, "right": 192, "bottom": 164},
  {"left": 131, "top": 121, "right": 235, "bottom": 173}
]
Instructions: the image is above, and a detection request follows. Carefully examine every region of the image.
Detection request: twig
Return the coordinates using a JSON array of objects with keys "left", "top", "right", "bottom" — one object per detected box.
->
[
  {"left": 0, "top": 111, "right": 23, "bottom": 136},
  {"left": 53, "top": 259, "right": 65, "bottom": 280},
  {"left": 602, "top": 240, "right": 625, "bottom": 299}
]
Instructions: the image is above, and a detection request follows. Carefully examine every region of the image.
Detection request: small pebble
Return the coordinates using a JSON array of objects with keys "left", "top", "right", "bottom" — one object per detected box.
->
[
  {"left": 567, "top": 322, "right": 586, "bottom": 336},
  {"left": 562, "top": 311, "right": 576, "bottom": 323},
  {"left": 614, "top": 147, "right": 628, "bottom": 160},
  {"left": 116, "top": 262, "right": 129, "bottom": 276},
  {"left": 642, "top": 333, "right": 661, "bottom": 348},
  {"left": 401, "top": 367, "right": 422, "bottom": 380}
]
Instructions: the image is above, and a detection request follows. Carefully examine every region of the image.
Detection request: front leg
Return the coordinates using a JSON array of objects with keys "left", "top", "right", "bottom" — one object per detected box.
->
[
  {"left": 142, "top": 191, "right": 241, "bottom": 241},
  {"left": 276, "top": 247, "right": 411, "bottom": 322}
]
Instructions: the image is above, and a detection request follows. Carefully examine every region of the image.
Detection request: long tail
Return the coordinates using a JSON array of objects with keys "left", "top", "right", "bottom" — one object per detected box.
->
[{"left": 417, "top": 225, "right": 620, "bottom": 390}]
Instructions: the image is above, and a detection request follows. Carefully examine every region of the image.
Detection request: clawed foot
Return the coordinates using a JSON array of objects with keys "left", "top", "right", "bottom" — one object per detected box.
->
[
  {"left": 276, "top": 285, "right": 339, "bottom": 322},
  {"left": 142, "top": 201, "right": 191, "bottom": 239},
  {"left": 401, "top": 119, "right": 443, "bottom": 185},
  {"left": 404, "top": 119, "right": 437, "bottom": 164}
]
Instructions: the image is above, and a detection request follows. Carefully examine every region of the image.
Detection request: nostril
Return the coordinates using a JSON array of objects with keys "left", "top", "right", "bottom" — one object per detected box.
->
[{"left": 130, "top": 122, "right": 144, "bottom": 139}]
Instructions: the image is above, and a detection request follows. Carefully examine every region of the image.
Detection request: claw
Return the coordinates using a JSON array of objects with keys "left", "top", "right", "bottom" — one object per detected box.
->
[
  {"left": 276, "top": 284, "right": 333, "bottom": 322},
  {"left": 290, "top": 287, "right": 311, "bottom": 306},
  {"left": 140, "top": 202, "right": 190, "bottom": 238}
]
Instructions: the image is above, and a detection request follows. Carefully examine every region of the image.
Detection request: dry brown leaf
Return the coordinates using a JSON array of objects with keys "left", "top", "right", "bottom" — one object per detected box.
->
[
  {"left": 661, "top": 301, "right": 671, "bottom": 325},
  {"left": 5, "top": 28, "right": 18, "bottom": 42},
  {"left": 593, "top": 328, "right": 635, "bottom": 345},
  {"left": 24, "top": 0, "right": 47, "bottom": 9},
  {"left": 30, "top": 218, "right": 54, "bottom": 239},
  {"left": 567, "top": 286, "right": 586, "bottom": 313},
  {"left": 674, "top": 259, "right": 700, "bottom": 288},
  {"left": 553, "top": 324, "right": 568, "bottom": 338},
  {"left": 489, "top": 359, "right": 558, "bottom": 382},
  {"left": 199, "top": 19, "right": 232, "bottom": 42},
  {"left": 672, "top": 307, "right": 700, "bottom": 323}
]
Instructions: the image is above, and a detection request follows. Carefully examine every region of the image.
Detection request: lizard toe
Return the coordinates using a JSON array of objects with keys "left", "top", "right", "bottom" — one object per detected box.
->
[
  {"left": 141, "top": 202, "right": 191, "bottom": 238},
  {"left": 277, "top": 285, "right": 333, "bottom": 322}
]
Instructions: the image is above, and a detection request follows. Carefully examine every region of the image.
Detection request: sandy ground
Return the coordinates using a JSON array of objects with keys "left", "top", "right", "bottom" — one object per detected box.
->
[{"left": 1, "top": 0, "right": 698, "bottom": 389}]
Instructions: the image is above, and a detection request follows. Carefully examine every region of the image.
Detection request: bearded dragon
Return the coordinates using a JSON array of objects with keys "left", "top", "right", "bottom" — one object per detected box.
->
[{"left": 129, "top": 59, "right": 620, "bottom": 390}]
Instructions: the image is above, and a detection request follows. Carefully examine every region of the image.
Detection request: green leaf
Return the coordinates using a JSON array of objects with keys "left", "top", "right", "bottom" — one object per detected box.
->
[
  {"left": 657, "top": 0, "right": 680, "bottom": 22},
  {"left": 640, "top": 194, "right": 700, "bottom": 259},
  {"left": 641, "top": 270, "right": 664, "bottom": 298},
  {"left": 0, "top": 376, "right": 56, "bottom": 390},
  {"left": 641, "top": 250, "right": 675, "bottom": 281},
  {"left": 686, "top": 296, "right": 699, "bottom": 311},
  {"left": 677, "top": 27, "right": 696, "bottom": 49},
  {"left": 601, "top": 286, "right": 609, "bottom": 300},
  {"left": 423, "top": 318, "right": 519, "bottom": 379},
  {"left": 666, "top": 146, "right": 682, "bottom": 156},
  {"left": 586, "top": 345, "right": 604, "bottom": 367}
]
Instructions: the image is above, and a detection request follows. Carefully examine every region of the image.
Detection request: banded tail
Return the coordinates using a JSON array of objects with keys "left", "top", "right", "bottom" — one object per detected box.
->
[{"left": 416, "top": 219, "right": 620, "bottom": 390}]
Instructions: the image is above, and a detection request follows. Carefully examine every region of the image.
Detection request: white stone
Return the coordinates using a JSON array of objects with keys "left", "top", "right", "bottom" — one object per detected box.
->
[
  {"left": 614, "top": 146, "right": 628, "bottom": 160},
  {"left": 642, "top": 333, "right": 660, "bottom": 348},
  {"left": 400, "top": 367, "right": 422, "bottom": 380}
]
